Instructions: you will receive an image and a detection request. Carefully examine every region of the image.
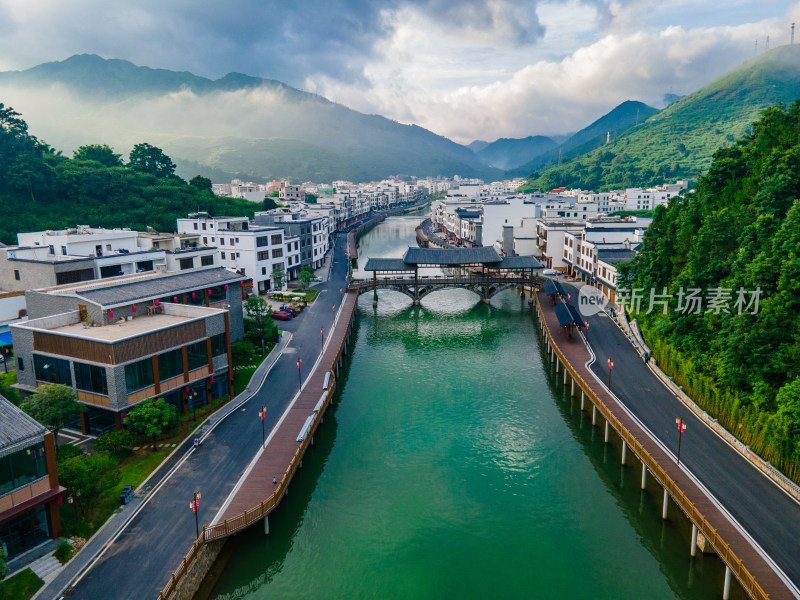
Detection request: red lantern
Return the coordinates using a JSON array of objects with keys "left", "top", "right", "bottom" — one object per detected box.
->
[
  {"left": 224, "top": 285, "right": 228, "bottom": 290},
  {"left": 108, "top": 310, "right": 113, "bottom": 318},
  {"left": 173, "top": 296, "right": 178, "bottom": 302},
  {"left": 191, "top": 292, "right": 196, "bottom": 298},
  {"left": 132, "top": 306, "right": 137, "bottom": 313},
  {"left": 210, "top": 376, "right": 214, "bottom": 383},
  {"left": 207, "top": 289, "right": 212, "bottom": 295},
  {"left": 154, "top": 300, "right": 160, "bottom": 306},
  {"left": 184, "top": 386, "right": 189, "bottom": 393},
  {"left": 239, "top": 281, "right": 244, "bottom": 288}
]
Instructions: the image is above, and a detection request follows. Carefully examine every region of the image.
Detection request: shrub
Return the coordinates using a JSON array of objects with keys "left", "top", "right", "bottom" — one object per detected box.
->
[
  {"left": 55, "top": 444, "right": 83, "bottom": 463},
  {"left": 93, "top": 430, "right": 138, "bottom": 456},
  {"left": 54, "top": 540, "right": 73, "bottom": 565}
]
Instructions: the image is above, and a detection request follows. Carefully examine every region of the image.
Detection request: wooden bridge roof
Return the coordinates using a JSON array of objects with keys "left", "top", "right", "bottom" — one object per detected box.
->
[
  {"left": 554, "top": 302, "right": 585, "bottom": 327},
  {"left": 364, "top": 248, "right": 541, "bottom": 271}
]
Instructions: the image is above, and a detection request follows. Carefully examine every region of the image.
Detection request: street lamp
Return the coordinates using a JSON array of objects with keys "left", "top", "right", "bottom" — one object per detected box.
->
[
  {"left": 190, "top": 389, "right": 199, "bottom": 421},
  {"left": 676, "top": 417, "right": 687, "bottom": 464},
  {"left": 321, "top": 327, "right": 324, "bottom": 352},
  {"left": 190, "top": 491, "right": 201, "bottom": 538},
  {"left": 260, "top": 406, "right": 266, "bottom": 447},
  {"left": 297, "top": 359, "right": 302, "bottom": 389},
  {"left": 607, "top": 358, "right": 614, "bottom": 389}
]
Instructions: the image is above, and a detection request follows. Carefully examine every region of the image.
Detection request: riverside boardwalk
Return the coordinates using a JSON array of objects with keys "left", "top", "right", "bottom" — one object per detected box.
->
[
  {"left": 536, "top": 289, "right": 795, "bottom": 600},
  {"left": 215, "top": 291, "right": 358, "bottom": 524}
]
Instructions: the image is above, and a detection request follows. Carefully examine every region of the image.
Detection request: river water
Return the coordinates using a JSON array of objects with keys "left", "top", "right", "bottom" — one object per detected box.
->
[{"left": 206, "top": 216, "right": 740, "bottom": 600}]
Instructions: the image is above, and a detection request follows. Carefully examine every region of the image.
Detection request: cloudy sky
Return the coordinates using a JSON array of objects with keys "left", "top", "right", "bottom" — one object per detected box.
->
[{"left": 0, "top": 0, "right": 798, "bottom": 143}]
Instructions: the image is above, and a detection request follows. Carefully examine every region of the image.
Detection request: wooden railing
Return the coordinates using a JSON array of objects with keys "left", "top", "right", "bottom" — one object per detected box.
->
[
  {"left": 349, "top": 276, "right": 531, "bottom": 289},
  {"left": 534, "top": 293, "right": 770, "bottom": 600}
]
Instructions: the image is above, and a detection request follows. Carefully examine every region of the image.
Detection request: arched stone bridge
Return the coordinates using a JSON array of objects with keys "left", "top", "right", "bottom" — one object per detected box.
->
[{"left": 352, "top": 246, "right": 542, "bottom": 305}]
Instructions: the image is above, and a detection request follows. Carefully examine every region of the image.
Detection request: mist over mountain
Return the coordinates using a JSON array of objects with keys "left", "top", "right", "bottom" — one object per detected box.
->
[
  {"left": 509, "top": 100, "right": 658, "bottom": 177},
  {"left": 521, "top": 45, "right": 800, "bottom": 191},
  {"left": 0, "top": 54, "right": 501, "bottom": 183},
  {"left": 473, "top": 135, "right": 557, "bottom": 170}
]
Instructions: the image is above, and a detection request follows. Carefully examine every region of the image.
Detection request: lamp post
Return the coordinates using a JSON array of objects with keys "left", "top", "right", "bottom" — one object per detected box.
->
[
  {"left": 321, "top": 327, "right": 324, "bottom": 352},
  {"left": 260, "top": 406, "right": 266, "bottom": 447},
  {"left": 297, "top": 359, "right": 302, "bottom": 389},
  {"left": 190, "top": 491, "right": 201, "bottom": 538},
  {"left": 190, "top": 389, "right": 198, "bottom": 421},
  {"left": 608, "top": 358, "right": 614, "bottom": 389},
  {"left": 676, "top": 417, "right": 687, "bottom": 464}
]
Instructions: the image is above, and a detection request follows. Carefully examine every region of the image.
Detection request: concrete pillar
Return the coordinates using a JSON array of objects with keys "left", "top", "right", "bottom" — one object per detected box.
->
[
  {"left": 641, "top": 463, "right": 647, "bottom": 489},
  {"left": 621, "top": 440, "right": 627, "bottom": 465},
  {"left": 592, "top": 405, "right": 597, "bottom": 426},
  {"left": 563, "top": 369, "right": 567, "bottom": 385},
  {"left": 662, "top": 489, "right": 669, "bottom": 520},
  {"left": 691, "top": 524, "right": 698, "bottom": 557},
  {"left": 556, "top": 357, "right": 560, "bottom": 373},
  {"left": 311, "top": 435, "right": 315, "bottom": 446},
  {"left": 570, "top": 379, "right": 575, "bottom": 396},
  {"left": 723, "top": 566, "right": 732, "bottom": 600},
  {"left": 604, "top": 420, "right": 610, "bottom": 443},
  {"left": 264, "top": 515, "right": 270, "bottom": 535},
  {"left": 580, "top": 391, "right": 585, "bottom": 410}
]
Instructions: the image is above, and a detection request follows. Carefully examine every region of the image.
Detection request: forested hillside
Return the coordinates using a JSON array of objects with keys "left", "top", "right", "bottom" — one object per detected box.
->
[
  {"left": 520, "top": 45, "right": 800, "bottom": 192},
  {"left": 624, "top": 100, "right": 800, "bottom": 481},
  {"left": 0, "top": 103, "right": 259, "bottom": 245}
]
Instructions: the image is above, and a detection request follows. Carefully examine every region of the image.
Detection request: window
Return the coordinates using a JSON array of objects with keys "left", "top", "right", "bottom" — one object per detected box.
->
[
  {"left": 0, "top": 442, "right": 47, "bottom": 496},
  {"left": 74, "top": 362, "right": 108, "bottom": 395},
  {"left": 202, "top": 222, "right": 207, "bottom": 230},
  {"left": 14, "top": 270, "right": 20, "bottom": 281},
  {"left": 210, "top": 333, "right": 226, "bottom": 356},
  {"left": 33, "top": 354, "right": 72, "bottom": 385},
  {"left": 262, "top": 267, "right": 266, "bottom": 275},
  {"left": 257, "top": 251, "right": 269, "bottom": 261},
  {"left": 193, "top": 223, "right": 198, "bottom": 230},
  {"left": 158, "top": 349, "right": 183, "bottom": 381},
  {"left": 203, "top": 237, "right": 207, "bottom": 244},
  {"left": 235, "top": 238, "right": 240, "bottom": 243},
  {"left": 201, "top": 255, "right": 214, "bottom": 267},
  {"left": 106, "top": 244, "right": 112, "bottom": 251},
  {"left": 17, "top": 357, "right": 24, "bottom": 371},
  {"left": 61, "top": 246, "right": 67, "bottom": 255},
  {"left": 271, "top": 234, "right": 282, "bottom": 245},
  {"left": 219, "top": 238, "right": 225, "bottom": 245},
  {"left": 187, "top": 341, "right": 207, "bottom": 371},
  {"left": 221, "top": 252, "right": 226, "bottom": 259},
  {"left": 272, "top": 248, "right": 283, "bottom": 258},
  {"left": 257, "top": 236, "right": 269, "bottom": 247},
  {"left": 179, "top": 257, "right": 194, "bottom": 270},
  {"left": 211, "top": 237, "right": 215, "bottom": 242},
  {"left": 125, "top": 358, "right": 154, "bottom": 392}
]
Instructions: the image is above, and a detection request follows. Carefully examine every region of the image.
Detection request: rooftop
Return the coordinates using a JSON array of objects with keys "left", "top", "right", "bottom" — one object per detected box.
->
[
  {"left": 0, "top": 395, "right": 48, "bottom": 458},
  {"left": 37, "top": 267, "right": 245, "bottom": 308},
  {"left": 17, "top": 303, "right": 224, "bottom": 342}
]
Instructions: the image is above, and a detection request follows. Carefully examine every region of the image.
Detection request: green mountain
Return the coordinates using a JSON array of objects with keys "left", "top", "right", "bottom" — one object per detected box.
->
[
  {"left": 467, "top": 140, "right": 490, "bottom": 153},
  {"left": 475, "top": 135, "right": 557, "bottom": 170},
  {"left": 509, "top": 100, "right": 657, "bottom": 177},
  {"left": 520, "top": 45, "right": 800, "bottom": 191},
  {"left": 626, "top": 100, "right": 800, "bottom": 482},
  {"left": 0, "top": 54, "right": 501, "bottom": 183}
]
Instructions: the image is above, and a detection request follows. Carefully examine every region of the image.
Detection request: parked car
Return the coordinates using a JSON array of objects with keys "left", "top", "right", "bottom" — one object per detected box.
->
[
  {"left": 542, "top": 269, "right": 558, "bottom": 276},
  {"left": 119, "top": 484, "right": 135, "bottom": 505},
  {"left": 271, "top": 310, "right": 293, "bottom": 321}
]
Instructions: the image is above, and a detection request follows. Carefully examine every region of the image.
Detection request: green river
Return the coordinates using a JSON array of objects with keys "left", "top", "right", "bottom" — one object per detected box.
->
[{"left": 206, "top": 215, "right": 740, "bottom": 600}]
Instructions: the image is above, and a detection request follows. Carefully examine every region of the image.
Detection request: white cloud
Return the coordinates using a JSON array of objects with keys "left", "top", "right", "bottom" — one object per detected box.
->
[{"left": 313, "top": 7, "right": 794, "bottom": 143}]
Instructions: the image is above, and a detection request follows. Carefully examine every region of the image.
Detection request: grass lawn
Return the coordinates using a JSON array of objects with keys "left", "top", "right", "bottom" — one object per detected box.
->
[
  {"left": 232, "top": 352, "right": 271, "bottom": 397},
  {"left": 0, "top": 568, "right": 44, "bottom": 600},
  {"left": 290, "top": 289, "right": 319, "bottom": 302}
]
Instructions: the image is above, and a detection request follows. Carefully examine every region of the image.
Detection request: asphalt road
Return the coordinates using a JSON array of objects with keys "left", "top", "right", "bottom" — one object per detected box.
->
[
  {"left": 62, "top": 236, "right": 352, "bottom": 600},
  {"left": 561, "top": 281, "right": 800, "bottom": 594}
]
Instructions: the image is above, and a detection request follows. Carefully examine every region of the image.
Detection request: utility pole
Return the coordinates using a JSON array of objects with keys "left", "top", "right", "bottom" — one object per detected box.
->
[
  {"left": 676, "top": 418, "right": 687, "bottom": 465},
  {"left": 607, "top": 358, "right": 614, "bottom": 390},
  {"left": 191, "top": 492, "right": 201, "bottom": 538}
]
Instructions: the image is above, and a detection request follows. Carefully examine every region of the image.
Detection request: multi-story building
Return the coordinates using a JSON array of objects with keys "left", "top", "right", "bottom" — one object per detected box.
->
[
  {"left": 279, "top": 183, "right": 303, "bottom": 203},
  {"left": 11, "top": 268, "right": 245, "bottom": 434},
  {"left": 535, "top": 219, "right": 586, "bottom": 270},
  {"left": 0, "top": 396, "right": 64, "bottom": 560},
  {"left": 254, "top": 213, "right": 329, "bottom": 269},
  {"left": 0, "top": 227, "right": 219, "bottom": 293},
  {"left": 177, "top": 214, "right": 287, "bottom": 294}
]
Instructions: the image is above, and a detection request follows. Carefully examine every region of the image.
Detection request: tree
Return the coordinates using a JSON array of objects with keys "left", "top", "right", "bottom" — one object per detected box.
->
[
  {"left": 231, "top": 340, "right": 259, "bottom": 373},
  {"left": 0, "top": 547, "right": 6, "bottom": 580},
  {"left": 304, "top": 192, "right": 318, "bottom": 204},
  {"left": 73, "top": 144, "right": 123, "bottom": 167},
  {"left": 58, "top": 454, "right": 120, "bottom": 517},
  {"left": 128, "top": 143, "right": 176, "bottom": 178},
  {"left": 272, "top": 266, "right": 286, "bottom": 291},
  {"left": 93, "top": 430, "right": 138, "bottom": 457},
  {"left": 244, "top": 297, "right": 277, "bottom": 355},
  {"left": 126, "top": 398, "right": 178, "bottom": 451},
  {"left": 263, "top": 196, "right": 278, "bottom": 211},
  {"left": 21, "top": 384, "right": 83, "bottom": 448},
  {"left": 298, "top": 265, "right": 315, "bottom": 288},
  {"left": 189, "top": 175, "right": 212, "bottom": 194},
  {"left": 269, "top": 190, "right": 279, "bottom": 198}
]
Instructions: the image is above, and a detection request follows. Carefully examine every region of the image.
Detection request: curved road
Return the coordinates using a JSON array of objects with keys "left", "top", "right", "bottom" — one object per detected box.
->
[
  {"left": 49, "top": 236, "right": 351, "bottom": 600},
  {"left": 562, "top": 280, "right": 800, "bottom": 596}
]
